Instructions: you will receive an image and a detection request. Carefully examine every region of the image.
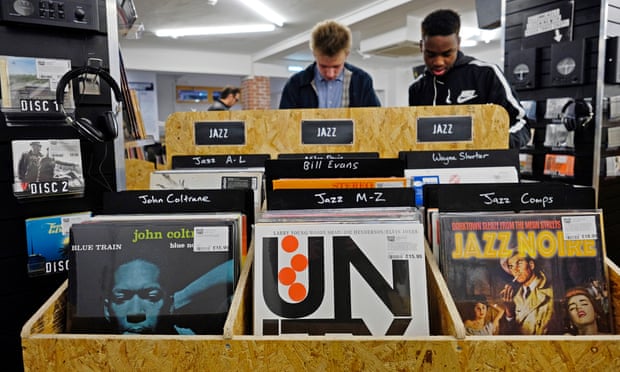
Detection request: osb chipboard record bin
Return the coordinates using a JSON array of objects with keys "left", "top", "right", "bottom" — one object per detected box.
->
[
  {"left": 162, "top": 104, "right": 510, "bottom": 164},
  {"left": 125, "top": 104, "right": 509, "bottom": 189},
  {"left": 21, "top": 244, "right": 620, "bottom": 371}
]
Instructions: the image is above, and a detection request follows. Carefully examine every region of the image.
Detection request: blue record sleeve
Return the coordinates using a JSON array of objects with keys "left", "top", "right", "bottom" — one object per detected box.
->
[{"left": 25, "top": 211, "right": 91, "bottom": 276}]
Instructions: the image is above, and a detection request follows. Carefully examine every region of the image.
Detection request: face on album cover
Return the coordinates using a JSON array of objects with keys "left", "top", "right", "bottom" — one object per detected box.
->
[{"left": 67, "top": 218, "right": 238, "bottom": 335}]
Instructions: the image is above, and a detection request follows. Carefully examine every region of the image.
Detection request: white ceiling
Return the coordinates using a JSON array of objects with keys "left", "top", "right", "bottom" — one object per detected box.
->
[{"left": 119, "top": 0, "right": 502, "bottom": 71}]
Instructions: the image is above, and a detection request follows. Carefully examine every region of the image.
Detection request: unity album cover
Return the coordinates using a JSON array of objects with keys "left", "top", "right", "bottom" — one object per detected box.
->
[{"left": 254, "top": 219, "right": 429, "bottom": 337}]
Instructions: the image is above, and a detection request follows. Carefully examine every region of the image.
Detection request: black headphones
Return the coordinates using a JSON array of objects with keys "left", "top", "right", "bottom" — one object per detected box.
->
[
  {"left": 56, "top": 66, "right": 123, "bottom": 142},
  {"left": 561, "top": 98, "right": 593, "bottom": 131}
]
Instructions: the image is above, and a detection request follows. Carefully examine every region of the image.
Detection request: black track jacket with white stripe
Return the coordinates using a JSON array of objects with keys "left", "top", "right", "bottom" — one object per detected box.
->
[{"left": 408, "top": 51, "right": 530, "bottom": 149}]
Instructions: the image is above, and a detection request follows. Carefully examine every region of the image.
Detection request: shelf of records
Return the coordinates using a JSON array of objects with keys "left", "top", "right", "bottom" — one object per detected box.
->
[
  {"left": 518, "top": 149, "right": 597, "bottom": 181},
  {"left": 125, "top": 139, "right": 166, "bottom": 167},
  {"left": 21, "top": 166, "right": 620, "bottom": 370}
]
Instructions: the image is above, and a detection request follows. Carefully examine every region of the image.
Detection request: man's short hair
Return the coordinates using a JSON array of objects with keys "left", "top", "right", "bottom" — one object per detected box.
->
[
  {"left": 421, "top": 9, "right": 461, "bottom": 37},
  {"left": 310, "top": 20, "right": 352, "bottom": 56},
  {"left": 220, "top": 86, "right": 240, "bottom": 99}
]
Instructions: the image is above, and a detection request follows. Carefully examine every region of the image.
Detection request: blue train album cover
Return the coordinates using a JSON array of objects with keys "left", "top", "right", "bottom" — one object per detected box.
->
[{"left": 67, "top": 214, "right": 243, "bottom": 335}]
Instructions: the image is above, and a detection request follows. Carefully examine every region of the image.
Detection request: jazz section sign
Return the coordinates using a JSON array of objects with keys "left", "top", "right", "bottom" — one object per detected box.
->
[{"left": 521, "top": 1, "right": 573, "bottom": 49}]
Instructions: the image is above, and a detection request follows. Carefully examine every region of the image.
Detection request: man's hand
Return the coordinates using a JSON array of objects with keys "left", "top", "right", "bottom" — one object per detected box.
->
[{"left": 499, "top": 284, "right": 516, "bottom": 318}]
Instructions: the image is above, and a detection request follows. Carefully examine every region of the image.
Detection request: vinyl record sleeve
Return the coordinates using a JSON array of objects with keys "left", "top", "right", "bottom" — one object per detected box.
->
[
  {"left": 149, "top": 169, "right": 263, "bottom": 219},
  {"left": 405, "top": 167, "right": 519, "bottom": 206},
  {"left": 24, "top": 211, "right": 91, "bottom": 277},
  {"left": 438, "top": 210, "right": 613, "bottom": 336},
  {"left": 258, "top": 206, "right": 422, "bottom": 224},
  {"left": 11, "top": 139, "right": 84, "bottom": 199},
  {"left": 254, "top": 220, "right": 429, "bottom": 336},
  {"left": 272, "top": 177, "right": 408, "bottom": 190},
  {"left": 0, "top": 55, "right": 73, "bottom": 112},
  {"left": 67, "top": 213, "right": 242, "bottom": 335},
  {"left": 544, "top": 154, "right": 575, "bottom": 177}
]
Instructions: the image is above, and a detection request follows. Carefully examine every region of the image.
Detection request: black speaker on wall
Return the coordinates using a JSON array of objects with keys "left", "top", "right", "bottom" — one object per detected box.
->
[
  {"left": 550, "top": 39, "right": 586, "bottom": 87},
  {"left": 507, "top": 48, "right": 537, "bottom": 90},
  {"left": 475, "top": 0, "right": 501, "bottom": 29},
  {"left": 606, "top": 36, "right": 620, "bottom": 84}
]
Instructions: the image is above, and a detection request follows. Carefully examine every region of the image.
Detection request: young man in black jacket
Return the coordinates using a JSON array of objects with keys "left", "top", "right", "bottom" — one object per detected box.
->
[
  {"left": 279, "top": 20, "right": 381, "bottom": 109},
  {"left": 409, "top": 9, "right": 530, "bottom": 148}
]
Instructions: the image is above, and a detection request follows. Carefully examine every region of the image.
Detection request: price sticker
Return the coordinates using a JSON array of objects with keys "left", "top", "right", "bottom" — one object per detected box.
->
[
  {"left": 193, "top": 226, "right": 229, "bottom": 252},
  {"left": 561, "top": 215, "right": 598, "bottom": 241}
]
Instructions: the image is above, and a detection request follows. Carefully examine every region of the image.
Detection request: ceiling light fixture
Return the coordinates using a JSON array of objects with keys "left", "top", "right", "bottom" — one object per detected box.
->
[
  {"left": 287, "top": 65, "right": 303, "bottom": 72},
  {"left": 155, "top": 24, "right": 276, "bottom": 38},
  {"left": 239, "top": 0, "right": 285, "bottom": 27},
  {"left": 460, "top": 39, "right": 478, "bottom": 48}
]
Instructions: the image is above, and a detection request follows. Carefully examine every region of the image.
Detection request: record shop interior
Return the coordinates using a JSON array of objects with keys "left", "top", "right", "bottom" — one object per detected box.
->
[{"left": 2, "top": 0, "right": 620, "bottom": 370}]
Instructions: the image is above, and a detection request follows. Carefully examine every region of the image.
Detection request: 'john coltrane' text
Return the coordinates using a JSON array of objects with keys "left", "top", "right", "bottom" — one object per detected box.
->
[
  {"left": 132, "top": 228, "right": 194, "bottom": 243},
  {"left": 138, "top": 193, "right": 211, "bottom": 204}
]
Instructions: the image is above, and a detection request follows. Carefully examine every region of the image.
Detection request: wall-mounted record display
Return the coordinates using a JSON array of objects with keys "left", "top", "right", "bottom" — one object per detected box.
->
[
  {"left": 507, "top": 48, "right": 537, "bottom": 90},
  {"left": 550, "top": 39, "right": 585, "bottom": 87}
]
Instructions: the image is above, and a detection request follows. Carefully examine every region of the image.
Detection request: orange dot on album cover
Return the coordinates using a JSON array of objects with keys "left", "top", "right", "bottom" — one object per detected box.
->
[
  {"left": 278, "top": 267, "right": 296, "bottom": 285},
  {"left": 288, "top": 282, "right": 307, "bottom": 302},
  {"left": 291, "top": 254, "right": 308, "bottom": 271},
  {"left": 281, "top": 235, "right": 298, "bottom": 252}
]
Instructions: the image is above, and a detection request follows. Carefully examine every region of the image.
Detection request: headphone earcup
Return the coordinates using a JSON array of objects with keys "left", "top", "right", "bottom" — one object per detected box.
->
[
  {"left": 561, "top": 100, "right": 577, "bottom": 131},
  {"left": 56, "top": 66, "right": 123, "bottom": 142},
  {"left": 98, "top": 111, "right": 119, "bottom": 140},
  {"left": 72, "top": 117, "right": 107, "bottom": 143},
  {"left": 561, "top": 99, "right": 593, "bottom": 131}
]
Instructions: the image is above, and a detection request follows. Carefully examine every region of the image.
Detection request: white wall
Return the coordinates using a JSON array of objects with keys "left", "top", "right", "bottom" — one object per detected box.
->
[{"left": 124, "top": 43, "right": 505, "bottom": 134}]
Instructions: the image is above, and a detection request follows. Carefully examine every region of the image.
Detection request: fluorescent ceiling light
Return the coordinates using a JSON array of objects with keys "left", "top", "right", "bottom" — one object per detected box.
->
[
  {"left": 460, "top": 39, "right": 478, "bottom": 48},
  {"left": 155, "top": 24, "right": 275, "bottom": 38},
  {"left": 239, "top": 0, "right": 285, "bottom": 27},
  {"left": 287, "top": 65, "right": 303, "bottom": 72},
  {"left": 460, "top": 27, "right": 480, "bottom": 39}
]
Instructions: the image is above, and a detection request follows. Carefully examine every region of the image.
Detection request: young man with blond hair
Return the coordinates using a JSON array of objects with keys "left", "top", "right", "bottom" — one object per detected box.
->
[{"left": 279, "top": 20, "right": 381, "bottom": 109}]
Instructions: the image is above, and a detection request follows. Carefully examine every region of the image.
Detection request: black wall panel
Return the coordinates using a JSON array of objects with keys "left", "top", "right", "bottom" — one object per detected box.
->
[
  {"left": 0, "top": 1, "right": 116, "bottom": 369},
  {"left": 506, "top": 0, "right": 620, "bottom": 263},
  {"left": 506, "top": 0, "right": 599, "bottom": 186}
]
